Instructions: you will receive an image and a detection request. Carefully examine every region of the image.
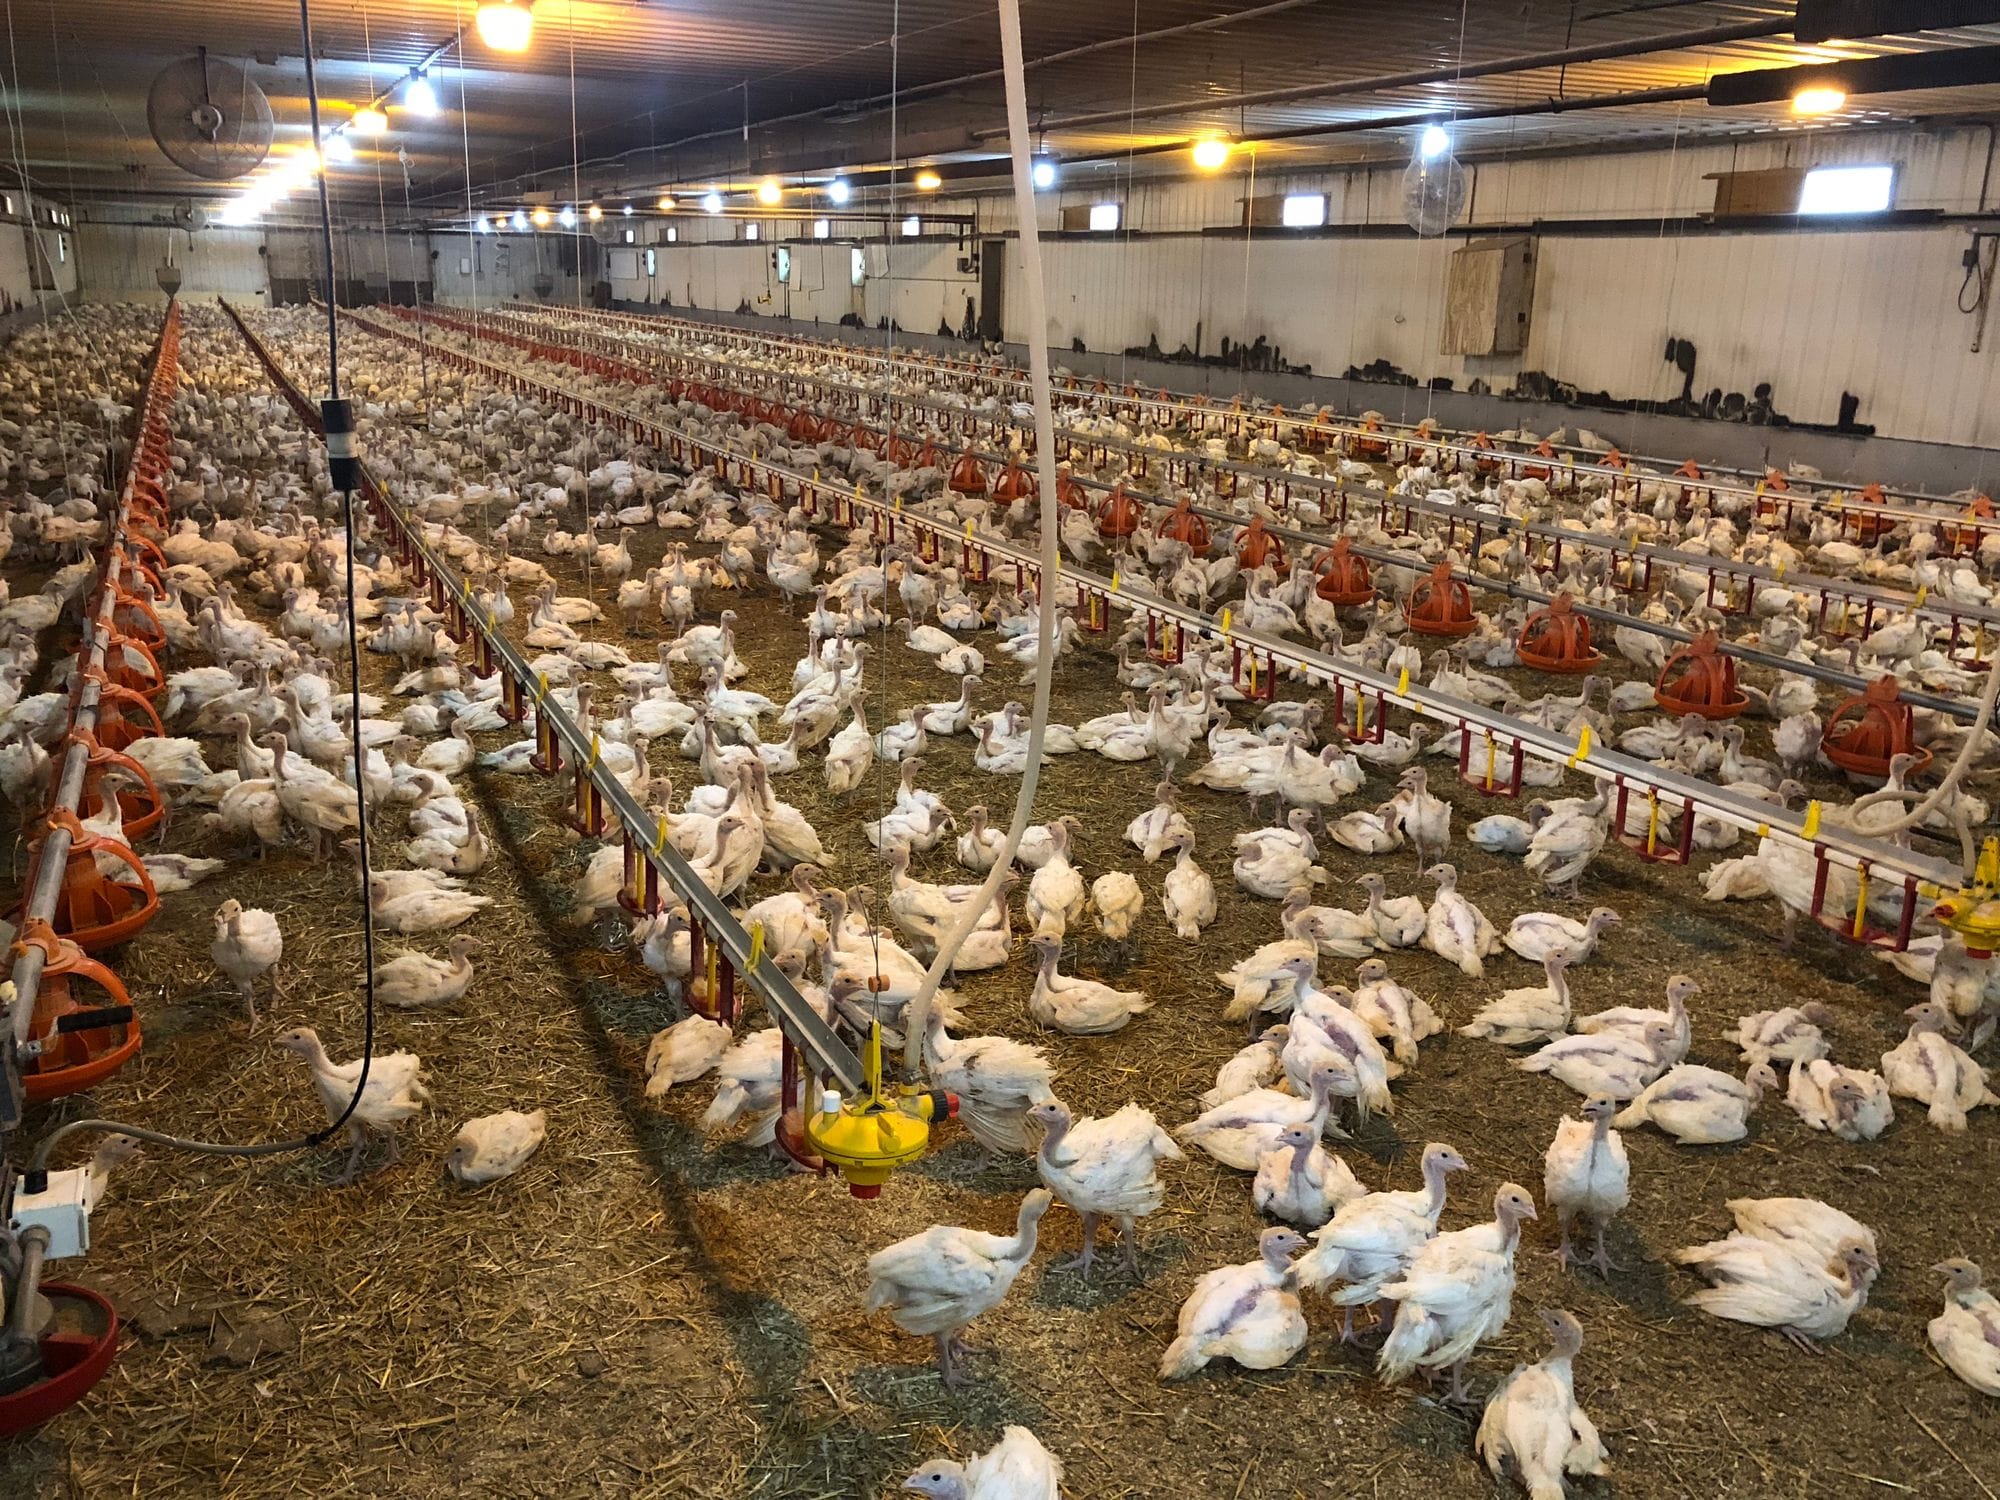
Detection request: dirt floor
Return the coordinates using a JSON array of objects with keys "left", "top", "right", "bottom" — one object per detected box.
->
[{"left": 5, "top": 307, "right": 1998, "bottom": 1499}]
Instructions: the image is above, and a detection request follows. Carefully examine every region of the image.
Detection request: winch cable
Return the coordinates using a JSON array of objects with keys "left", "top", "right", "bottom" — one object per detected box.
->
[{"left": 899, "top": 0, "right": 1066, "bottom": 1077}]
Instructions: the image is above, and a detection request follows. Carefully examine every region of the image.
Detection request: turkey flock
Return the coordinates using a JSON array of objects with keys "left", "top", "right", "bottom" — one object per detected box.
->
[{"left": 7, "top": 297, "right": 1999, "bottom": 1499}]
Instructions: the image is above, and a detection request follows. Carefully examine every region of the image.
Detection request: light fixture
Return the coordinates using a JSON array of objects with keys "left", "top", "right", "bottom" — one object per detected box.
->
[
  {"left": 323, "top": 132, "right": 355, "bottom": 163},
  {"left": 702, "top": 191, "right": 723, "bottom": 214},
  {"left": 1032, "top": 157, "right": 1057, "bottom": 190},
  {"left": 657, "top": 194, "right": 676, "bottom": 211},
  {"left": 511, "top": 208, "right": 529, "bottom": 231},
  {"left": 476, "top": 0, "right": 534, "bottom": 52},
  {"left": 827, "top": 176, "right": 851, "bottom": 205},
  {"left": 352, "top": 105, "right": 388, "bottom": 134},
  {"left": 558, "top": 204, "right": 577, "bottom": 228},
  {"left": 1418, "top": 124, "right": 1451, "bottom": 160},
  {"left": 1791, "top": 85, "right": 1846, "bottom": 116},
  {"left": 475, "top": 214, "right": 493, "bottom": 233},
  {"left": 622, "top": 204, "right": 633, "bottom": 216},
  {"left": 915, "top": 169, "right": 942, "bottom": 191},
  {"left": 531, "top": 205, "right": 552, "bottom": 227},
  {"left": 1191, "top": 136, "right": 1231, "bottom": 171},
  {"left": 756, "top": 177, "right": 783, "bottom": 206},
  {"left": 587, "top": 203, "right": 603, "bottom": 221},
  {"left": 406, "top": 72, "right": 439, "bottom": 116}
]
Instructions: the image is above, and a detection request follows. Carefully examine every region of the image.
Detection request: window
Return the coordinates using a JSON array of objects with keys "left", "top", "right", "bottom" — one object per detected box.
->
[
  {"left": 1, "top": 195, "right": 13, "bottom": 216},
  {"left": 1282, "top": 193, "right": 1327, "bottom": 228},
  {"left": 813, "top": 217, "right": 830, "bottom": 239},
  {"left": 1799, "top": 164, "right": 1893, "bottom": 215},
  {"left": 743, "top": 222, "right": 760, "bottom": 241},
  {"left": 643, "top": 247, "right": 656, "bottom": 276},
  {"left": 56, "top": 235, "right": 65, "bottom": 263},
  {"left": 623, "top": 228, "right": 635, "bottom": 244},
  {"left": 1088, "top": 202, "right": 1121, "bottom": 232},
  {"left": 850, "top": 246, "right": 867, "bottom": 285},
  {"left": 775, "top": 246, "right": 791, "bottom": 283},
  {"left": 901, "top": 215, "right": 920, "bottom": 237},
  {"left": 665, "top": 226, "right": 678, "bottom": 243}
]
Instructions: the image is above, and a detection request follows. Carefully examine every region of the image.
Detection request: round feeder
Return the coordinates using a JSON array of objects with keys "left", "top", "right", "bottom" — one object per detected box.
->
[
  {"left": 13, "top": 918, "right": 141, "bottom": 1103},
  {"left": 1313, "top": 539, "right": 1374, "bottom": 605},
  {"left": 1520, "top": 439, "right": 1559, "bottom": 482},
  {"left": 0, "top": 1283, "right": 119, "bottom": 1437},
  {"left": 1842, "top": 482, "right": 1895, "bottom": 545},
  {"left": 947, "top": 453, "right": 988, "bottom": 496},
  {"left": 1234, "top": 514, "right": 1286, "bottom": 572},
  {"left": 1654, "top": 630, "right": 1748, "bottom": 719},
  {"left": 848, "top": 424, "right": 881, "bottom": 455},
  {"left": 1349, "top": 412, "right": 1389, "bottom": 462},
  {"left": 886, "top": 432, "right": 918, "bottom": 468},
  {"left": 1516, "top": 591, "right": 1603, "bottom": 673},
  {"left": 992, "top": 461, "right": 1035, "bottom": 505},
  {"left": 1154, "top": 497, "right": 1210, "bottom": 551},
  {"left": 1946, "top": 492, "right": 1993, "bottom": 552},
  {"left": 74, "top": 731, "right": 165, "bottom": 841},
  {"left": 1674, "top": 458, "right": 1707, "bottom": 507},
  {"left": 786, "top": 408, "right": 820, "bottom": 443},
  {"left": 1467, "top": 432, "right": 1501, "bottom": 476},
  {"left": 1407, "top": 562, "right": 1477, "bottom": 638},
  {"left": 1096, "top": 482, "right": 1142, "bottom": 540},
  {"left": 1823, "top": 675, "right": 1933, "bottom": 781},
  {"left": 1056, "top": 470, "right": 1090, "bottom": 511},
  {"left": 23, "top": 808, "right": 160, "bottom": 952}
]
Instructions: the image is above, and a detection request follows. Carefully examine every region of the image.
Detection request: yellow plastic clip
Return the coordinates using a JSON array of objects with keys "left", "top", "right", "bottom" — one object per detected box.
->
[
  {"left": 1110, "top": 569, "right": 1122, "bottom": 592},
  {"left": 1220, "top": 608, "right": 1233, "bottom": 636},
  {"left": 1569, "top": 724, "right": 1592, "bottom": 766},
  {"left": 654, "top": 815, "right": 670, "bottom": 854},
  {"left": 1354, "top": 690, "right": 1367, "bottom": 738},
  {"left": 1482, "top": 732, "right": 1496, "bottom": 791},
  {"left": 1774, "top": 561, "right": 1786, "bottom": 581},
  {"left": 1803, "top": 800, "right": 1823, "bottom": 840},
  {"left": 535, "top": 672, "right": 550, "bottom": 700},
  {"left": 964, "top": 519, "right": 975, "bottom": 538},
  {"left": 1645, "top": 788, "right": 1660, "bottom": 855},
  {"left": 1852, "top": 864, "right": 1871, "bottom": 941},
  {"left": 588, "top": 733, "right": 601, "bottom": 769},
  {"left": 1755, "top": 821, "right": 1770, "bottom": 838},
  {"left": 894, "top": 495, "right": 904, "bottom": 512},
  {"left": 1396, "top": 665, "right": 1410, "bottom": 697},
  {"left": 747, "top": 921, "right": 766, "bottom": 972},
  {"left": 1915, "top": 583, "right": 1930, "bottom": 607}
]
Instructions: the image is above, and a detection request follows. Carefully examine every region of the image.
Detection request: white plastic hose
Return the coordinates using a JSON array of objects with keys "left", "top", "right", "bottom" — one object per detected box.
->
[{"left": 900, "top": 0, "right": 1065, "bottom": 1075}]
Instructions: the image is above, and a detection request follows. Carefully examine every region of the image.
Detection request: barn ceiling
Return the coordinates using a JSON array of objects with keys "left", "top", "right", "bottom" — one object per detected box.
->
[{"left": 7, "top": 0, "right": 2000, "bottom": 218}]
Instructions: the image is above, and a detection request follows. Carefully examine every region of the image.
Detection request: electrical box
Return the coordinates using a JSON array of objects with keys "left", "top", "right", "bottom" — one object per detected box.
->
[
  {"left": 10, "top": 1167, "right": 97, "bottom": 1259},
  {"left": 1441, "top": 235, "right": 1536, "bottom": 357}
]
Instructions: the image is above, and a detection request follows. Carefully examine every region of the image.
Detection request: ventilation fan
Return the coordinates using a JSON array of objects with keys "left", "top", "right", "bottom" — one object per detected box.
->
[
  {"left": 148, "top": 48, "right": 273, "bottom": 180},
  {"left": 1402, "top": 150, "right": 1468, "bottom": 237},
  {"left": 171, "top": 201, "right": 209, "bottom": 233},
  {"left": 590, "top": 218, "right": 622, "bottom": 247}
]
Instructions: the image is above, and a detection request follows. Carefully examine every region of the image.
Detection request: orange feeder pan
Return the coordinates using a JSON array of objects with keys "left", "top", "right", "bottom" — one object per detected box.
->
[
  {"left": 1653, "top": 630, "right": 1748, "bottom": 720},
  {"left": 13, "top": 918, "right": 141, "bottom": 1102},
  {"left": 992, "top": 461, "right": 1036, "bottom": 504},
  {"left": 1519, "top": 439, "right": 1558, "bottom": 482},
  {"left": 1154, "top": 497, "right": 1211, "bottom": 551},
  {"left": 1096, "top": 482, "right": 1142, "bottom": 540},
  {"left": 1823, "top": 675, "right": 1933, "bottom": 782},
  {"left": 1946, "top": 492, "right": 1994, "bottom": 552},
  {"left": 1467, "top": 432, "right": 1501, "bottom": 476},
  {"left": 1349, "top": 415, "right": 1389, "bottom": 462},
  {"left": 1234, "top": 514, "right": 1287, "bottom": 572},
  {"left": 18, "top": 808, "right": 161, "bottom": 952},
  {"left": 1313, "top": 538, "right": 1374, "bottom": 605},
  {"left": 1056, "top": 471, "right": 1091, "bottom": 511},
  {"left": 947, "top": 452, "right": 988, "bottom": 496},
  {"left": 1843, "top": 483, "right": 1895, "bottom": 544},
  {"left": 1407, "top": 562, "right": 1478, "bottom": 638},
  {"left": 1516, "top": 591, "right": 1604, "bottom": 674}
]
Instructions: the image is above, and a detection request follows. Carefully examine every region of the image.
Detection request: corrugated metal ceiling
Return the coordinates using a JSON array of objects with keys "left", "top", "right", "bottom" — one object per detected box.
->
[{"left": 6, "top": 0, "right": 2000, "bottom": 211}]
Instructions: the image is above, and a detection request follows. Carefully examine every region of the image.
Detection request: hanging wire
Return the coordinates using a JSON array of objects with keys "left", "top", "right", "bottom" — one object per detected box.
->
[{"left": 1421, "top": 0, "right": 1475, "bottom": 432}]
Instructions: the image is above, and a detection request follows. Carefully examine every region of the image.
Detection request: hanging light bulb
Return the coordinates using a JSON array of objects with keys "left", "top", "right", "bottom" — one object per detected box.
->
[
  {"left": 756, "top": 177, "right": 783, "bottom": 206},
  {"left": 557, "top": 204, "right": 577, "bottom": 228},
  {"left": 702, "top": 191, "right": 723, "bottom": 214},
  {"left": 323, "top": 132, "right": 355, "bottom": 164},
  {"left": 1031, "top": 157, "right": 1057, "bottom": 190},
  {"left": 657, "top": 194, "right": 676, "bottom": 212},
  {"left": 587, "top": 203, "right": 603, "bottom": 221},
  {"left": 352, "top": 105, "right": 389, "bottom": 135},
  {"left": 475, "top": 214, "right": 492, "bottom": 233},
  {"left": 1418, "top": 124, "right": 1452, "bottom": 160},
  {"left": 827, "top": 177, "right": 851, "bottom": 205},
  {"left": 1791, "top": 85, "right": 1846, "bottom": 116},
  {"left": 531, "top": 205, "right": 552, "bottom": 228},
  {"left": 476, "top": 0, "right": 534, "bottom": 52},
  {"left": 622, "top": 204, "right": 633, "bottom": 216},
  {"left": 1191, "top": 136, "right": 1231, "bottom": 171},
  {"left": 511, "top": 208, "right": 529, "bottom": 231},
  {"left": 406, "top": 72, "right": 439, "bottom": 117},
  {"left": 914, "top": 169, "right": 943, "bottom": 191}
]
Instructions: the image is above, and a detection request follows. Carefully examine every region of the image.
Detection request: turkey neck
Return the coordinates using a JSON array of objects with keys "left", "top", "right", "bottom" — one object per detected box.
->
[
  {"left": 1287, "top": 1137, "right": 1316, "bottom": 1182},
  {"left": 1037, "top": 1112, "right": 1077, "bottom": 1169},
  {"left": 1420, "top": 1154, "right": 1454, "bottom": 1221}
]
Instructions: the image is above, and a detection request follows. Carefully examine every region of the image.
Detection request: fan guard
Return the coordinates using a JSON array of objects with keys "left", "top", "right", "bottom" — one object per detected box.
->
[{"left": 147, "top": 49, "right": 273, "bottom": 181}]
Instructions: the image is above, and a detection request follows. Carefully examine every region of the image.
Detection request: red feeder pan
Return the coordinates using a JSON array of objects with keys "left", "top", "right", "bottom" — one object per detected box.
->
[
  {"left": 947, "top": 453, "right": 988, "bottom": 496},
  {"left": 13, "top": 917, "right": 141, "bottom": 1102},
  {"left": 1516, "top": 591, "right": 1603, "bottom": 674},
  {"left": 1313, "top": 538, "right": 1374, "bottom": 605},
  {"left": 1096, "top": 482, "right": 1142, "bottom": 540},
  {"left": 1407, "top": 562, "right": 1477, "bottom": 637},
  {"left": 1349, "top": 413, "right": 1389, "bottom": 463},
  {"left": 886, "top": 432, "right": 919, "bottom": 468},
  {"left": 1056, "top": 470, "right": 1090, "bottom": 511},
  {"left": 1154, "top": 497, "right": 1211, "bottom": 552},
  {"left": 0, "top": 1283, "right": 120, "bottom": 1436},
  {"left": 1467, "top": 432, "right": 1501, "bottom": 476},
  {"left": 23, "top": 808, "right": 160, "bottom": 952},
  {"left": 1519, "top": 439, "right": 1559, "bottom": 482},
  {"left": 1234, "top": 515, "right": 1287, "bottom": 573},
  {"left": 992, "top": 461, "right": 1036, "bottom": 504},
  {"left": 1653, "top": 630, "right": 1748, "bottom": 720},
  {"left": 1823, "top": 675, "right": 1933, "bottom": 781},
  {"left": 1946, "top": 493, "right": 1993, "bottom": 552},
  {"left": 1843, "top": 482, "right": 1895, "bottom": 545}
]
